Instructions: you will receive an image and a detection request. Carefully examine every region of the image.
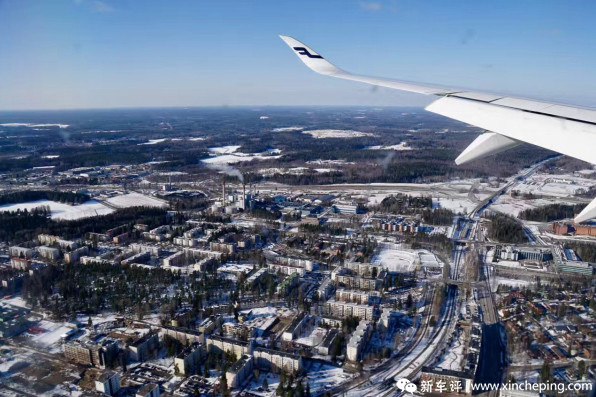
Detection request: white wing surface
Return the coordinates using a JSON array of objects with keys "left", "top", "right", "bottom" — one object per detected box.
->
[{"left": 279, "top": 35, "right": 596, "bottom": 223}]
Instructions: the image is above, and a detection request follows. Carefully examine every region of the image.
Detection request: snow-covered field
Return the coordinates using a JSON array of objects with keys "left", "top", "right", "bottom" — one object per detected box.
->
[
  {"left": 307, "top": 363, "right": 351, "bottom": 395},
  {"left": 495, "top": 260, "right": 546, "bottom": 272},
  {"left": 258, "top": 167, "right": 337, "bottom": 176},
  {"left": 302, "top": 129, "right": 376, "bottom": 139},
  {"left": 272, "top": 126, "right": 303, "bottom": 132},
  {"left": 217, "top": 262, "right": 254, "bottom": 274},
  {"left": 307, "top": 159, "right": 354, "bottom": 166},
  {"left": 491, "top": 276, "right": 532, "bottom": 292},
  {"left": 0, "top": 199, "right": 114, "bottom": 220},
  {"left": 511, "top": 172, "right": 595, "bottom": 197},
  {"left": 28, "top": 320, "right": 72, "bottom": 350},
  {"left": 372, "top": 245, "right": 419, "bottom": 272},
  {"left": 491, "top": 196, "right": 558, "bottom": 217},
  {"left": 0, "top": 123, "right": 69, "bottom": 128},
  {"left": 366, "top": 142, "right": 412, "bottom": 151},
  {"left": 208, "top": 145, "right": 241, "bottom": 154},
  {"left": 202, "top": 145, "right": 281, "bottom": 165},
  {"left": 105, "top": 192, "right": 168, "bottom": 209},
  {"left": 433, "top": 197, "right": 476, "bottom": 214},
  {"left": 2, "top": 296, "right": 29, "bottom": 308},
  {"left": 139, "top": 138, "right": 168, "bottom": 145},
  {"left": 419, "top": 251, "right": 442, "bottom": 268}
]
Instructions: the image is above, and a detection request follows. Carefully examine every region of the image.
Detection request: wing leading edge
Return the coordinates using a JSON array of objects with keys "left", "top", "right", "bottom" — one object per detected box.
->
[{"left": 279, "top": 35, "right": 596, "bottom": 223}]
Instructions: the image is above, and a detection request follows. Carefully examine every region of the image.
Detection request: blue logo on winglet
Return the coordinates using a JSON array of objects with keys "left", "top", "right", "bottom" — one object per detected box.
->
[{"left": 293, "top": 47, "right": 323, "bottom": 59}]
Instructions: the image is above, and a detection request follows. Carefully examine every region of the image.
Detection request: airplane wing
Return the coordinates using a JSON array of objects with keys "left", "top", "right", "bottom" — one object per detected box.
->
[{"left": 279, "top": 35, "right": 596, "bottom": 223}]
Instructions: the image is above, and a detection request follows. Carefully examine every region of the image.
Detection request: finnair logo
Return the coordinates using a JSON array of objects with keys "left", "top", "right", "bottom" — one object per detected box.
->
[
  {"left": 396, "top": 378, "right": 418, "bottom": 393},
  {"left": 293, "top": 47, "right": 323, "bottom": 59}
]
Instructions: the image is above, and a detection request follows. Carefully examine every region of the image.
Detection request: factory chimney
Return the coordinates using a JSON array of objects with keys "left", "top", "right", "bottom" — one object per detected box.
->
[
  {"left": 222, "top": 180, "right": 226, "bottom": 206},
  {"left": 242, "top": 183, "right": 246, "bottom": 210}
]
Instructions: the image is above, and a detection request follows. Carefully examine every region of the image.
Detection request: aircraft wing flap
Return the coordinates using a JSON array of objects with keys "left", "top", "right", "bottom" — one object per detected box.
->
[
  {"left": 426, "top": 96, "right": 596, "bottom": 165},
  {"left": 490, "top": 97, "right": 555, "bottom": 112},
  {"left": 544, "top": 105, "right": 596, "bottom": 124}
]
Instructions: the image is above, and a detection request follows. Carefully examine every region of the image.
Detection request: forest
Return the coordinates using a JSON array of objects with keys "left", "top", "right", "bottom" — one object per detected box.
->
[
  {"left": 374, "top": 193, "right": 432, "bottom": 214},
  {"left": 421, "top": 208, "right": 455, "bottom": 226},
  {"left": 0, "top": 190, "right": 90, "bottom": 205},
  {"left": 0, "top": 206, "right": 172, "bottom": 243},
  {"left": 487, "top": 213, "right": 528, "bottom": 244},
  {"left": 519, "top": 203, "right": 586, "bottom": 222}
]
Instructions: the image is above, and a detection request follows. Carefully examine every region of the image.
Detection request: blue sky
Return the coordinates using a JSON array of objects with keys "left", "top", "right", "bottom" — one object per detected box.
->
[{"left": 1, "top": 0, "right": 596, "bottom": 110}]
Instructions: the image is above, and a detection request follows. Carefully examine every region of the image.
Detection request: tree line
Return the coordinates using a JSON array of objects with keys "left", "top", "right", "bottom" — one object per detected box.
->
[
  {"left": 519, "top": 203, "right": 586, "bottom": 222},
  {"left": 0, "top": 190, "right": 90, "bottom": 205}
]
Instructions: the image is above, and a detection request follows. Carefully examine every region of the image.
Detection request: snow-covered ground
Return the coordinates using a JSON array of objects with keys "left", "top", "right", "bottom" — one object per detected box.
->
[
  {"left": 139, "top": 138, "right": 168, "bottom": 145},
  {"left": 272, "top": 126, "right": 303, "bottom": 132},
  {"left": 307, "top": 363, "right": 352, "bottom": 395},
  {"left": 419, "top": 251, "right": 442, "bottom": 268},
  {"left": 511, "top": 172, "right": 595, "bottom": 197},
  {"left": 202, "top": 145, "right": 282, "bottom": 165},
  {"left": 366, "top": 142, "right": 412, "bottom": 151},
  {"left": 245, "top": 372, "right": 281, "bottom": 397},
  {"left": 437, "top": 328, "right": 465, "bottom": 371},
  {"left": 208, "top": 145, "right": 241, "bottom": 154},
  {"left": 2, "top": 295, "right": 29, "bottom": 308},
  {"left": 105, "top": 192, "right": 168, "bottom": 208},
  {"left": 0, "top": 199, "right": 114, "bottom": 220},
  {"left": 491, "top": 276, "right": 532, "bottom": 292},
  {"left": 306, "top": 159, "right": 354, "bottom": 166},
  {"left": 258, "top": 167, "right": 337, "bottom": 176},
  {"left": 27, "top": 320, "right": 73, "bottom": 351},
  {"left": 0, "top": 123, "right": 69, "bottom": 128},
  {"left": 433, "top": 197, "right": 476, "bottom": 214},
  {"left": 490, "top": 196, "right": 557, "bottom": 217},
  {"left": 302, "top": 129, "right": 376, "bottom": 139},
  {"left": 372, "top": 244, "right": 419, "bottom": 272},
  {"left": 217, "top": 262, "right": 254, "bottom": 274}
]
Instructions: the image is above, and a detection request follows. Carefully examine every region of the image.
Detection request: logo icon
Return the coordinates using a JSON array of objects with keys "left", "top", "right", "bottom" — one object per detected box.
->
[
  {"left": 396, "top": 378, "right": 418, "bottom": 393},
  {"left": 292, "top": 47, "right": 323, "bottom": 59}
]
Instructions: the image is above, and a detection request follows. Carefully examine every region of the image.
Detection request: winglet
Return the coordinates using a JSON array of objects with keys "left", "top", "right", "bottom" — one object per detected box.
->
[{"left": 279, "top": 35, "right": 343, "bottom": 76}]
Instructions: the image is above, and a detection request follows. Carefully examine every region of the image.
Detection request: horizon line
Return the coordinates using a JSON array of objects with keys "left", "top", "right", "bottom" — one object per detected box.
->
[{"left": 0, "top": 104, "right": 426, "bottom": 113}]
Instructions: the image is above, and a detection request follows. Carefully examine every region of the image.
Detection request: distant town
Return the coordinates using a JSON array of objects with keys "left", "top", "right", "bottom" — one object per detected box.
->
[{"left": 0, "top": 108, "right": 594, "bottom": 396}]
